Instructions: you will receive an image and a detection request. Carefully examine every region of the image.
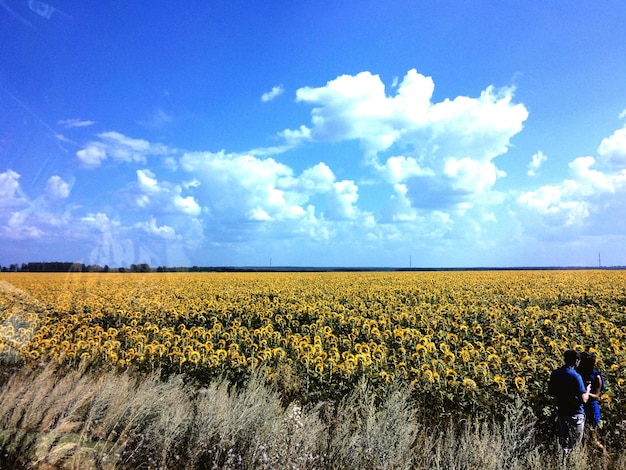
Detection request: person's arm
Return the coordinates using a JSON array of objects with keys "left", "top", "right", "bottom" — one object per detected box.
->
[
  {"left": 577, "top": 374, "right": 590, "bottom": 403},
  {"left": 581, "top": 382, "right": 591, "bottom": 403},
  {"left": 589, "top": 375, "right": 602, "bottom": 400}
]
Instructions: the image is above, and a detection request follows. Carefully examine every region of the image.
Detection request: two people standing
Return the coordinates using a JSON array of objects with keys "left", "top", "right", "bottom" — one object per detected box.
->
[{"left": 548, "top": 349, "right": 607, "bottom": 456}]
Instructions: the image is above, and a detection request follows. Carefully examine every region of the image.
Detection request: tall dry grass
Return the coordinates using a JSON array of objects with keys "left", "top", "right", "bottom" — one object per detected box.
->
[{"left": 0, "top": 360, "right": 622, "bottom": 470}]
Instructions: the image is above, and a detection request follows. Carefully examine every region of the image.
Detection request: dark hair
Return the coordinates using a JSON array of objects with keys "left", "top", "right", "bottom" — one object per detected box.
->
[
  {"left": 577, "top": 351, "right": 596, "bottom": 381},
  {"left": 564, "top": 349, "right": 581, "bottom": 365}
]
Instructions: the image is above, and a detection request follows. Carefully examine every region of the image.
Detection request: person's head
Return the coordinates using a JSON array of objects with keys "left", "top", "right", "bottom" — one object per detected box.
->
[
  {"left": 577, "top": 351, "right": 596, "bottom": 378},
  {"left": 564, "top": 349, "right": 581, "bottom": 367}
]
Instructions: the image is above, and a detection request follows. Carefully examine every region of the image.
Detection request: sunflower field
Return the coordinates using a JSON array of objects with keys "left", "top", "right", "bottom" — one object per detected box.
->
[{"left": 1, "top": 270, "right": 626, "bottom": 436}]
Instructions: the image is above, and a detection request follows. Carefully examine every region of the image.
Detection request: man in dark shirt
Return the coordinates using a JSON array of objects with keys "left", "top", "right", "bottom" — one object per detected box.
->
[{"left": 548, "top": 350, "right": 590, "bottom": 455}]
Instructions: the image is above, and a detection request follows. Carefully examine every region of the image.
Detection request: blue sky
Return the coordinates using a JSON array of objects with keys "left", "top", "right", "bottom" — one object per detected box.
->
[{"left": 1, "top": 1, "right": 626, "bottom": 268}]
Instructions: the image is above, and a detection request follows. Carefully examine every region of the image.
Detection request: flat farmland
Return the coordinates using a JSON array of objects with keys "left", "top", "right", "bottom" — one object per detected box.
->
[{"left": 2, "top": 270, "right": 625, "bottom": 429}]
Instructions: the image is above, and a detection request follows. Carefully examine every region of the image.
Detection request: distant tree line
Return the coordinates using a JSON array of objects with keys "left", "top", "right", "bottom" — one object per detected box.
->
[
  {"left": 0, "top": 262, "right": 279, "bottom": 273},
  {"left": 2, "top": 262, "right": 623, "bottom": 273},
  {"left": 0, "top": 262, "right": 370, "bottom": 273},
  {"left": 0, "top": 262, "right": 153, "bottom": 273}
]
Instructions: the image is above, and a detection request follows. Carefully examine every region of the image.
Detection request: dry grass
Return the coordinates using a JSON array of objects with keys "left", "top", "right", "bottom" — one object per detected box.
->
[{"left": 0, "top": 360, "right": 623, "bottom": 470}]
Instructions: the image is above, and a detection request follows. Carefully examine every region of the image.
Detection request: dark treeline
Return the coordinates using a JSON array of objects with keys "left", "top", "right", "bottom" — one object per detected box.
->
[
  {"left": 1, "top": 261, "right": 625, "bottom": 273},
  {"left": 1, "top": 262, "right": 150, "bottom": 273}
]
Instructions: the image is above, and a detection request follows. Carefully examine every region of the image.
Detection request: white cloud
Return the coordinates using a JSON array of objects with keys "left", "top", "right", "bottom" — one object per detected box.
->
[
  {"left": 426, "top": 86, "right": 527, "bottom": 160},
  {"left": 81, "top": 212, "right": 116, "bottom": 232},
  {"left": 597, "top": 125, "right": 626, "bottom": 168},
  {"left": 137, "top": 169, "right": 160, "bottom": 194},
  {"left": 4, "top": 211, "right": 45, "bottom": 240},
  {"left": 179, "top": 150, "right": 373, "bottom": 243},
  {"left": 283, "top": 69, "right": 528, "bottom": 210},
  {"left": 45, "top": 175, "right": 70, "bottom": 199},
  {"left": 286, "top": 69, "right": 527, "bottom": 162},
  {"left": 76, "top": 144, "right": 108, "bottom": 168},
  {"left": 296, "top": 163, "right": 335, "bottom": 193},
  {"left": 516, "top": 130, "right": 626, "bottom": 239},
  {"left": 278, "top": 125, "right": 312, "bottom": 147},
  {"left": 379, "top": 156, "right": 434, "bottom": 184},
  {"left": 173, "top": 195, "right": 201, "bottom": 216},
  {"left": 325, "top": 180, "right": 360, "bottom": 220},
  {"left": 77, "top": 131, "right": 173, "bottom": 168},
  {"left": 568, "top": 156, "right": 619, "bottom": 195},
  {"left": 261, "top": 85, "right": 284, "bottom": 102},
  {"left": 180, "top": 151, "right": 308, "bottom": 223},
  {"left": 291, "top": 70, "right": 407, "bottom": 155},
  {"left": 135, "top": 217, "right": 180, "bottom": 240},
  {"left": 58, "top": 118, "right": 96, "bottom": 128},
  {"left": 517, "top": 184, "right": 590, "bottom": 228},
  {"left": 0, "top": 169, "right": 22, "bottom": 203},
  {"left": 134, "top": 169, "right": 201, "bottom": 216},
  {"left": 443, "top": 158, "right": 500, "bottom": 194},
  {"left": 527, "top": 150, "right": 547, "bottom": 177},
  {"left": 379, "top": 184, "right": 418, "bottom": 222}
]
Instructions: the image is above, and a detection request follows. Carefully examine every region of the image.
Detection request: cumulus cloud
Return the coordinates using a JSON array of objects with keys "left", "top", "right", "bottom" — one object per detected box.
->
[
  {"left": 45, "top": 175, "right": 70, "bottom": 199},
  {"left": 134, "top": 169, "right": 201, "bottom": 216},
  {"left": 3, "top": 211, "right": 45, "bottom": 240},
  {"left": 135, "top": 217, "right": 180, "bottom": 240},
  {"left": 379, "top": 156, "right": 434, "bottom": 184},
  {"left": 0, "top": 170, "right": 72, "bottom": 241},
  {"left": 285, "top": 69, "right": 527, "bottom": 160},
  {"left": 517, "top": 126, "right": 626, "bottom": 240},
  {"left": 179, "top": 150, "right": 370, "bottom": 242},
  {"left": 283, "top": 69, "right": 528, "bottom": 210},
  {"left": 379, "top": 184, "right": 418, "bottom": 222},
  {"left": 261, "top": 85, "right": 284, "bottom": 102},
  {"left": 77, "top": 132, "right": 173, "bottom": 168},
  {"left": 325, "top": 180, "right": 360, "bottom": 220},
  {"left": 527, "top": 150, "right": 547, "bottom": 177},
  {"left": 597, "top": 124, "right": 626, "bottom": 169},
  {"left": 180, "top": 151, "right": 310, "bottom": 223},
  {"left": 443, "top": 158, "right": 501, "bottom": 194},
  {"left": 0, "top": 169, "right": 23, "bottom": 205}
]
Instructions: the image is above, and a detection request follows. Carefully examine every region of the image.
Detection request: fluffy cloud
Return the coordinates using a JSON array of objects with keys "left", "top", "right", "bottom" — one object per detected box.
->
[
  {"left": 0, "top": 170, "right": 72, "bottom": 240},
  {"left": 77, "top": 132, "right": 172, "bottom": 168},
  {"left": 284, "top": 69, "right": 528, "bottom": 210},
  {"left": 597, "top": 124, "right": 626, "bottom": 169},
  {"left": 379, "top": 156, "right": 434, "bottom": 184},
  {"left": 527, "top": 151, "right": 547, "bottom": 177},
  {"left": 45, "top": 176, "right": 70, "bottom": 199},
  {"left": 135, "top": 217, "right": 180, "bottom": 240},
  {"left": 3, "top": 211, "right": 45, "bottom": 240},
  {"left": 517, "top": 135, "right": 626, "bottom": 239},
  {"left": 261, "top": 85, "right": 284, "bottom": 102},
  {"left": 178, "top": 150, "right": 369, "bottom": 246},
  {"left": 286, "top": 69, "right": 527, "bottom": 159},
  {"left": 0, "top": 169, "right": 23, "bottom": 206},
  {"left": 325, "top": 180, "right": 360, "bottom": 220},
  {"left": 134, "top": 169, "right": 201, "bottom": 216}
]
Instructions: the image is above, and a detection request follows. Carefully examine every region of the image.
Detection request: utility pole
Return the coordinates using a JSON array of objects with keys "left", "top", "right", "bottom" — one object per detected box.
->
[
  {"left": 599, "top": 252, "right": 601, "bottom": 268},
  {"left": 409, "top": 255, "right": 412, "bottom": 269}
]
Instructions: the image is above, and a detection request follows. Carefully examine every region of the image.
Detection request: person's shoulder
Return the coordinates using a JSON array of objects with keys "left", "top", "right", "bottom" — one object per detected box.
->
[{"left": 550, "top": 365, "right": 566, "bottom": 379}]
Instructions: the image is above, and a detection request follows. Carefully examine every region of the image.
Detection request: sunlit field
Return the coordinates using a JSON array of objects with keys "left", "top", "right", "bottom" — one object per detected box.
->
[{"left": 1, "top": 270, "right": 626, "bottom": 468}]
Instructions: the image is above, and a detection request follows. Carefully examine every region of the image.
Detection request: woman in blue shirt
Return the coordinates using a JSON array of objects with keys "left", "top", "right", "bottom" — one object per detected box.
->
[{"left": 577, "top": 351, "right": 608, "bottom": 456}]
